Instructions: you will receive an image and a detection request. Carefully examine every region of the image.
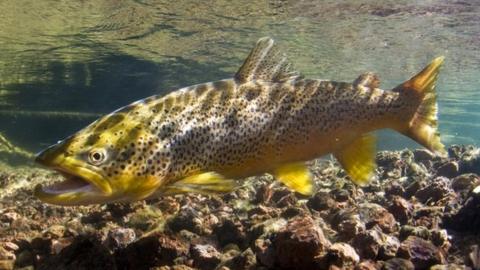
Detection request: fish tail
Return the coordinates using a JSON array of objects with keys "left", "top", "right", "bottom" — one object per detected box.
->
[{"left": 394, "top": 56, "right": 446, "bottom": 157}]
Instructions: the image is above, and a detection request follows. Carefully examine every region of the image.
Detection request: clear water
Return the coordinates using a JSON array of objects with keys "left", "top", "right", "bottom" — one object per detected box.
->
[{"left": 0, "top": 0, "right": 479, "bottom": 161}]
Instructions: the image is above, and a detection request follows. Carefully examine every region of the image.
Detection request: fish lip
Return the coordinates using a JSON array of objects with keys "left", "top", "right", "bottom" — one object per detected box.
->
[{"left": 34, "top": 149, "right": 113, "bottom": 203}]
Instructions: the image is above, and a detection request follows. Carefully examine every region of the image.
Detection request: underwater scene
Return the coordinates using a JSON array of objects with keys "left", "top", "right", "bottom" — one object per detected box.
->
[{"left": 1, "top": 0, "right": 480, "bottom": 269}]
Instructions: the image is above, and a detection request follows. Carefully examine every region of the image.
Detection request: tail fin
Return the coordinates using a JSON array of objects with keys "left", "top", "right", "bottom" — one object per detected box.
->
[{"left": 394, "top": 57, "right": 446, "bottom": 157}]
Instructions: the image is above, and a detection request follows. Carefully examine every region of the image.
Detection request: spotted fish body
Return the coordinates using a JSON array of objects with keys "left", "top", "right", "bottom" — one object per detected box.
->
[{"left": 35, "top": 37, "right": 445, "bottom": 205}]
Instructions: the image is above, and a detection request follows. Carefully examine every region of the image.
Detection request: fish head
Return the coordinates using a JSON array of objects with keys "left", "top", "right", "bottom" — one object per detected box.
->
[{"left": 34, "top": 112, "right": 166, "bottom": 205}]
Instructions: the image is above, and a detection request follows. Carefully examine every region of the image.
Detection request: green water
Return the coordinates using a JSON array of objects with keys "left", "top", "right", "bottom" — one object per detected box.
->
[{"left": 0, "top": 0, "right": 479, "bottom": 161}]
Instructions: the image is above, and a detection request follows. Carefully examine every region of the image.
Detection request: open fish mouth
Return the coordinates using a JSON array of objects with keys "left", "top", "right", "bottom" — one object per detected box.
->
[
  {"left": 35, "top": 169, "right": 101, "bottom": 195},
  {"left": 34, "top": 148, "right": 113, "bottom": 205}
]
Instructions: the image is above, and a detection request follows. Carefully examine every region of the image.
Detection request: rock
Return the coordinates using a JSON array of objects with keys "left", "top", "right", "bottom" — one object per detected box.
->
[
  {"left": 223, "top": 248, "right": 257, "bottom": 270},
  {"left": 330, "top": 188, "right": 350, "bottom": 202},
  {"left": 414, "top": 177, "right": 451, "bottom": 203},
  {"left": 115, "top": 234, "right": 188, "bottom": 269},
  {"left": 42, "top": 225, "right": 66, "bottom": 239},
  {"left": 0, "top": 260, "right": 14, "bottom": 270},
  {"left": 397, "top": 236, "right": 446, "bottom": 269},
  {"left": 358, "top": 203, "right": 397, "bottom": 233},
  {"left": 51, "top": 238, "right": 74, "bottom": 255},
  {"left": 430, "top": 264, "right": 468, "bottom": 270},
  {"left": 0, "top": 247, "right": 14, "bottom": 261},
  {"left": 468, "top": 245, "right": 480, "bottom": 270},
  {"left": 459, "top": 147, "right": 480, "bottom": 175},
  {"left": 326, "top": 243, "right": 360, "bottom": 267},
  {"left": 214, "top": 219, "right": 246, "bottom": 248},
  {"left": 38, "top": 236, "right": 115, "bottom": 270},
  {"left": 443, "top": 194, "right": 480, "bottom": 233},
  {"left": 355, "top": 260, "right": 379, "bottom": 270},
  {"left": 382, "top": 258, "right": 414, "bottom": 270},
  {"left": 437, "top": 161, "right": 459, "bottom": 178},
  {"left": 451, "top": 173, "right": 480, "bottom": 192},
  {"left": 414, "top": 149, "right": 435, "bottom": 162},
  {"left": 307, "top": 191, "right": 336, "bottom": 211},
  {"left": 404, "top": 180, "right": 426, "bottom": 199},
  {"left": 352, "top": 228, "right": 384, "bottom": 259},
  {"left": 399, "top": 225, "right": 431, "bottom": 241},
  {"left": 191, "top": 244, "right": 221, "bottom": 270},
  {"left": 157, "top": 234, "right": 189, "bottom": 265},
  {"left": 254, "top": 239, "right": 274, "bottom": 268},
  {"left": 384, "top": 182, "right": 405, "bottom": 197},
  {"left": 168, "top": 208, "right": 204, "bottom": 234},
  {"left": 14, "top": 249, "right": 34, "bottom": 268},
  {"left": 336, "top": 214, "right": 366, "bottom": 242},
  {"left": 378, "top": 234, "right": 400, "bottom": 260},
  {"left": 105, "top": 228, "right": 136, "bottom": 249},
  {"left": 273, "top": 216, "right": 330, "bottom": 269},
  {"left": 387, "top": 196, "right": 413, "bottom": 225}
]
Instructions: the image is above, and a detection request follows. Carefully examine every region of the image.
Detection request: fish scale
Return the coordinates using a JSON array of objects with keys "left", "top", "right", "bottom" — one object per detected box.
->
[{"left": 34, "top": 37, "right": 445, "bottom": 205}]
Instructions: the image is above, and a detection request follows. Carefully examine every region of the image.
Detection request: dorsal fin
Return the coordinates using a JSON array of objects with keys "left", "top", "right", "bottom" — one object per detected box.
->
[
  {"left": 353, "top": 72, "right": 380, "bottom": 89},
  {"left": 235, "top": 37, "right": 301, "bottom": 83}
]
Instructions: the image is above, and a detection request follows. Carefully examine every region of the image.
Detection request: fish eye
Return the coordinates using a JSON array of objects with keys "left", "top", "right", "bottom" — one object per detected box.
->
[{"left": 88, "top": 149, "right": 107, "bottom": 165}]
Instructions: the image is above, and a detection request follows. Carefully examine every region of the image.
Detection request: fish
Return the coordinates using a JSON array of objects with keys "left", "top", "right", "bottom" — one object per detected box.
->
[{"left": 34, "top": 37, "right": 446, "bottom": 206}]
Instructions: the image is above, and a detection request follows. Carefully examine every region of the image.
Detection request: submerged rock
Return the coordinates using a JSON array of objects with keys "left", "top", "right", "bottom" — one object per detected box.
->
[
  {"left": 190, "top": 244, "right": 222, "bottom": 270},
  {"left": 382, "top": 258, "right": 414, "bottom": 270},
  {"left": 397, "top": 236, "right": 446, "bottom": 270},
  {"left": 272, "top": 216, "right": 330, "bottom": 269}
]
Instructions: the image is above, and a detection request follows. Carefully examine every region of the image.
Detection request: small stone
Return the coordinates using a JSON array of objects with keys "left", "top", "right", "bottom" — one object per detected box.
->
[
  {"left": 388, "top": 196, "right": 413, "bottom": 225},
  {"left": 415, "top": 177, "right": 451, "bottom": 203},
  {"left": 430, "top": 264, "right": 467, "bottom": 270},
  {"left": 414, "top": 149, "right": 435, "bottom": 162},
  {"left": 52, "top": 238, "right": 74, "bottom": 255},
  {"left": 43, "top": 225, "right": 66, "bottom": 239},
  {"left": 397, "top": 236, "right": 446, "bottom": 269},
  {"left": 254, "top": 239, "right": 274, "bottom": 268},
  {"left": 14, "top": 250, "right": 34, "bottom": 268},
  {"left": 327, "top": 243, "right": 360, "bottom": 267},
  {"left": 2, "top": 243, "right": 18, "bottom": 253},
  {"left": 214, "top": 219, "right": 246, "bottom": 248},
  {"left": 331, "top": 188, "right": 350, "bottom": 202},
  {"left": 0, "top": 260, "right": 14, "bottom": 270},
  {"left": 378, "top": 234, "right": 400, "bottom": 260},
  {"left": 459, "top": 147, "right": 480, "bottom": 175},
  {"left": 355, "top": 260, "right": 379, "bottom": 270},
  {"left": 273, "top": 216, "right": 331, "bottom": 269},
  {"left": 384, "top": 182, "right": 405, "bottom": 197},
  {"left": 224, "top": 247, "right": 257, "bottom": 270},
  {"left": 358, "top": 203, "right": 397, "bottom": 233},
  {"left": 399, "top": 225, "right": 431, "bottom": 241},
  {"left": 382, "top": 258, "right": 414, "bottom": 270},
  {"left": 191, "top": 244, "right": 222, "bottom": 270},
  {"left": 307, "top": 192, "right": 336, "bottom": 211},
  {"left": 437, "top": 161, "right": 459, "bottom": 178},
  {"left": 405, "top": 180, "right": 426, "bottom": 198},
  {"left": 168, "top": 208, "right": 204, "bottom": 234},
  {"left": 336, "top": 214, "right": 366, "bottom": 242},
  {"left": 352, "top": 229, "right": 384, "bottom": 259},
  {"left": 451, "top": 173, "right": 480, "bottom": 192},
  {"left": 468, "top": 244, "right": 480, "bottom": 270},
  {"left": 105, "top": 228, "right": 136, "bottom": 249}
]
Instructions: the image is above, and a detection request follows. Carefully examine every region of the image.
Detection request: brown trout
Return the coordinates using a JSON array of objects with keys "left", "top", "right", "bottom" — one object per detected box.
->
[{"left": 35, "top": 37, "right": 445, "bottom": 205}]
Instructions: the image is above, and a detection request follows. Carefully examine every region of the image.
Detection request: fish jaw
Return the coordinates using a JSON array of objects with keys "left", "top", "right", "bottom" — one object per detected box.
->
[{"left": 34, "top": 145, "right": 114, "bottom": 206}]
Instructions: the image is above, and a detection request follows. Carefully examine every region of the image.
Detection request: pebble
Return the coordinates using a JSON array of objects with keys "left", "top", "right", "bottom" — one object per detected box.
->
[
  {"left": 105, "top": 227, "right": 136, "bottom": 249},
  {"left": 451, "top": 173, "right": 480, "bottom": 192},
  {"left": 327, "top": 242, "right": 360, "bottom": 267},
  {"left": 397, "top": 236, "right": 446, "bottom": 269},
  {"left": 358, "top": 203, "right": 397, "bottom": 233},
  {"left": 191, "top": 244, "right": 222, "bottom": 270},
  {"left": 273, "top": 216, "right": 331, "bottom": 269},
  {"left": 382, "top": 258, "right": 414, "bottom": 270},
  {"left": 387, "top": 196, "right": 413, "bottom": 225},
  {"left": 436, "top": 161, "right": 459, "bottom": 178}
]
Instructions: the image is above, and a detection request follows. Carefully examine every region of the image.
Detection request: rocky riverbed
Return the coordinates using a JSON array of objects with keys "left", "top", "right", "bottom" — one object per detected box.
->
[{"left": 1, "top": 145, "right": 480, "bottom": 270}]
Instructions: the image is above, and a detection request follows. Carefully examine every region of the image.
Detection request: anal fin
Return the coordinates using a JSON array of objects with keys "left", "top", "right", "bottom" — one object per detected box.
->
[
  {"left": 162, "top": 172, "right": 237, "bottom": 195},
  {"left": 334, "top": 134, "right": 377, "bottom": 186},
  {"left": 272, "top": 162, "right": 314, "bottom": 195}
]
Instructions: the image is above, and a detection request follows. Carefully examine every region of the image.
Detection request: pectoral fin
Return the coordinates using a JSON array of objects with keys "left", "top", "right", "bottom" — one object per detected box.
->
[
  {"left": 162, "top": 172, "right": 237, "bottom": 195},
  {"left": 334, "top": 134, "right": 377, "bottom": 186},
  {"left": 273, "top": 162, "right": 314, "bottom": 195}
]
